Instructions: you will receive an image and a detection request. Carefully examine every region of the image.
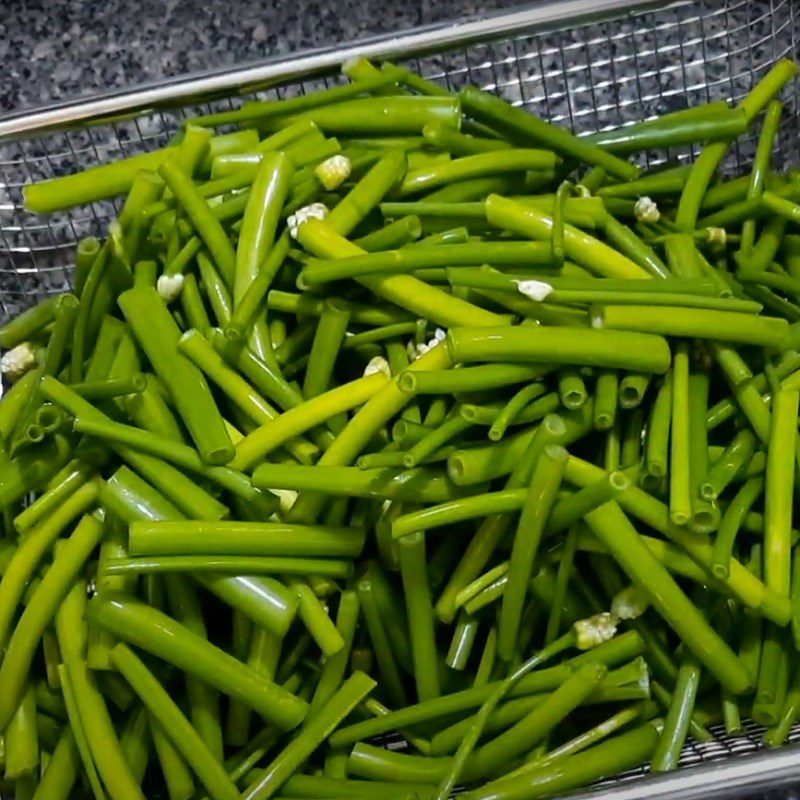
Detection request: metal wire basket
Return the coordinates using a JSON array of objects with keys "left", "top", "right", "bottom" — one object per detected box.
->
[{"left": 1, "top": 0, "right": 800, "bottom": 796}]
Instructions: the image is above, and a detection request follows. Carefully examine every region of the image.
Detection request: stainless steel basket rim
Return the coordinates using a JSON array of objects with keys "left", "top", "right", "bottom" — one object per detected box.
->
[
  {"left": 567, "top": 739, "right": 800, "bottom": 800},
  {"left": 1, "top": 1, "right": 800, "bottom": 797},
  {"left": 0, "top": 0, "right": 663, "bottom": 141}
]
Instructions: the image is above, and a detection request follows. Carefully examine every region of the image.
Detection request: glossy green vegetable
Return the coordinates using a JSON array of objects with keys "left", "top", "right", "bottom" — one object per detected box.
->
[
  {"left": 485, "top": 194, "right": 650, "bottom": 279},
  {"left": 0, "top": 514, "right": 105, "bottom": 729},
  {"left": 9, "top": 53, "right": 800, "bottom": 800},
  {"left": 110, "top": 644, "right": 239, "bottom": 800},
  {"left": 85, "top": 595, "right": 308, "bottom": 729},
  {"left": 584, "top": 501, "right": 752, "bottom": 695},
  {"left": 23, "top": 147, "right": 177, "bottom": 212},
  {"left": 498, "top": 446, "right": 567, "bottom": 660},
  {"left": 460, "top": 87, "right": 638, "bottom": 180},
  {"left": 594, "top": 303, "right": 790, "bottom": 346},
  {"left": 446, "top": 325, "right": 671, "bottom": 372},
  {"left": 118, "top": 286, "right": 234, "bottom": 464}
]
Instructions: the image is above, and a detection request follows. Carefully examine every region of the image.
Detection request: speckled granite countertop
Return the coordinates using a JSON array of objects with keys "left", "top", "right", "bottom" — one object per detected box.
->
[{"left": 1, "top": 0, "right": 528, "bottom": 113}]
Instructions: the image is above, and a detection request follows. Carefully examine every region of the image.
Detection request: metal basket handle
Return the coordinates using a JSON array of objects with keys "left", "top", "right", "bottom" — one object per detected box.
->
[{"left": 0, "top": 0, "right": 658, "bottom": 141}]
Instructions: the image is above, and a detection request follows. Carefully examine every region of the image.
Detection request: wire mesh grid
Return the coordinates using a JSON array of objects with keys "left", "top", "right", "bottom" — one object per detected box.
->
[
  {"left": 1, "top": 0, "right": 799, "bottom": 322},
  {"left": 371, "top": 717, "right": 800, "bottom": 798},
  {"left": 593, "top": 719, "right": 800, "bottom": 792},
  {"left": 0, "top": 0, "right": 799, "bottom": 795}
]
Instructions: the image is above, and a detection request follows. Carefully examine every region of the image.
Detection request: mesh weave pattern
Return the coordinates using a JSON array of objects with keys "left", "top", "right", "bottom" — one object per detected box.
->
[
  {"left": 1, "top": 0, "right": 798, "bottom": 320},
  {"left": 0, "top": 3, "right": 799, "bottom": 795}
]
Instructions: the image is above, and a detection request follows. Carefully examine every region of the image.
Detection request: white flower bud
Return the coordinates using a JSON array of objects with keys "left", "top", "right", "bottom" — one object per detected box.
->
[
  {"left": 516, "top": 279, "right": 554, "bottom": 302},
  {"left": 156, "top": 273, "right": 185, "bottom": 303},
  {"left": 0, "top": 342, "right": 37, "bottom": 381},
  {"left": 274, "top": 488, "right": 298, "bottom": 514},
  {"left": 315, "top": 155, "right": 352, "bottom": 190},
  {"left": 287, "top": 203, "right": 328, "bottom": 239},
  {"left": 611, "top": 586, "right": 650, "bottom": 621},
  {"left": 364, "top": 356, "right": 392, "bottom": 378},
  {"left": 574, "top": 612, "right": 618, "bottom": 650},
  {"left": 341, "top": 57, "right": 360, "bottom": 75},
  {"left": 705, "top": 226, "right": 726, "bottom": 246},
  {"left": 634, "top": 196, "right": 660, "bottom": 224},
  {"left": 406, "top": 331, "right": 444, "bottom": 361}
]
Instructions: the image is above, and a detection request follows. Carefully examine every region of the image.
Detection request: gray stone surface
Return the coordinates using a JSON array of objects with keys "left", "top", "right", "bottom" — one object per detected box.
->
[{"left": 1, "top": 0, "right": 528, "bottom": 112}]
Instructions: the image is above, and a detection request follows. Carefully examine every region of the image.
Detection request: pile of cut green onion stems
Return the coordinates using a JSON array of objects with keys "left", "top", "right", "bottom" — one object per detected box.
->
[{"left": 3, "top": 54, "right": 800, "bottom": 800}]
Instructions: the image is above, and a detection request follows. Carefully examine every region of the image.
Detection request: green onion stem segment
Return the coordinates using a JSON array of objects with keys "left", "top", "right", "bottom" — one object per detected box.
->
[
  {"left": 13, "top": 460, "right": 92, "bottom": 533},
  {"left": 270, "top": 95, "right": 462, "bottom": 135},
  {"left": 300, "top": 241, "right": 557, "bottom": 285},
  {"left": 399, "top": 364, "right": 552, "bottom": 395},
  {"left": 669, "top": 342, "right": 692, "bottom": 526},
  {"left": 498, "top": 445, "right": 567, "bottom": 661},
  {"left": 463, "top": 724, "right": 659, "bottom": 800},
  {"left": 741, "top": 100, "right": 783, "bottom": 253},
  {"left": 158, "top": 159, "right": 236, "bottom": 283},
  {"left": 391, "top": 489, "right": 528, "bottom": 539},
  {"left": 565, "top": 455, "right": 790, "bottom": 626},
  {"left": 32, "top": 727, "right": 80, "bottom": 800},
  {"left": 460, "top": 87, "right": 639, "bottom": 180},
  {"left": 297, "top": 218, "right": 507, "bottom": 328},
  {"left": 593, "top": 303, "right": 789, "bottom": 347},
  {"left": 490, "top": 382, "right": 547, "bottom": 440},
  {"left": 4, "top": 682, "right": 39, "bottom": 781},
  {"left": 128, "top": 520, "right": 365, "bottom": 557},
  {"left": 650, "top": 653, "right": 702, "bottom": 772},
  {"left": 0, "top": 514, "right": 105, "bottom": 730},
  {"left": 0, "top": 481, "right": 99, "bottom": 654},
  {"left": 0, "top": 295, "right": 59, "bottom": 348},
  {"left": 23, "top": 147, "right": 177, "bottom": 213},
  {"left": 234, "top": 151, "right": 293, "bottom": 304},
  {"left": 714, "top": 477, "right": 765, "bottom": 581},
  {"left": 764, "top": 387, "right": 800, "bottom": 597},
  {"left": 701, "top": 429, "right": 757, "bottom": 500},
  {"left": 194, "top": 573, "right": 299, "bottom": 637},
  {"left": 309, "top": 590, "right": 360, "bottom": 714},
  {"left": 485, "top": 194, "right": 650, "bottom": 278},
  {"left": 64, "top": 411, "right": 277, "bottom": 514},
  {"left": 398, "top": 531, "right": 441, "bottom": 701},
  {"left": 176, "top": 328, "right": 318, "bottom": 465},
  {"left": 110, "top": 643, "right": 240, "bottom": 800},
  {"left": 399, "top": 149, "right": 559, "bottom": 196},
  {"left": 588, "top": 108, "right": 747, "bottom": 153},
  {"left": 584, "top": 501, "right": 752, "bottom": 695},
  {"left": 242, "top": 672, "right": 375, "bottom": 800},
  {"left": 711, "top": 343, "right": 773, "bottom": 444},
  {"left": 85, "top": 594, "right": 308, "bottom": 730},
  {"left": 446, "top": 325, "right": 671, "bottom": 373},
  {"left": 327, "top": 150, "right": 408, "bottom": 236},
  {"left": 253, "top": 462, "right": 472, "bottom": 504},
  {"left": 117, "top": 286, "right": 234, "bottom": 464},
  {"left": 103, "top": 555, "right": 352, "bottom": 578},
  {"left": 61, "top": 657, "right": 146, "bottom": 800},
  {"left": 329, "top": 631, "right": 643, "bottom": 746},
  {"left": 232, "top": 372, "right": 389, "bottom": 470},
  {"left": 675, "top": 58, "right": 797, "bottom": 230}
]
